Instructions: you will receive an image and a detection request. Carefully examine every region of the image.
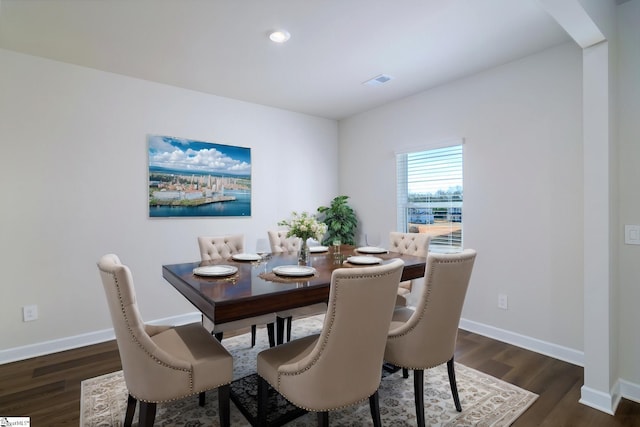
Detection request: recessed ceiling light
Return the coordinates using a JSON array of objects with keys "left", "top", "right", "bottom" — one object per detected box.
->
[{"left": 269, "top": 30, "right": 291, "bottom": 43}]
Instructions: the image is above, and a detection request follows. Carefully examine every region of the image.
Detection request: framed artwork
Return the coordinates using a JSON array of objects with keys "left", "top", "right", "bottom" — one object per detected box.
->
[{"left": 148, "top": 134, "right": 251, "bottom": 218}]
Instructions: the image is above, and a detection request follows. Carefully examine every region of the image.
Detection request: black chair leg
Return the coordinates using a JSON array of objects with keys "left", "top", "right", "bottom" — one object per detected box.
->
[
  {"left": 124, "top": 394, "right": 136, "bottom": 427},
  {"left": 138, "top": 401, "right": 157, "bottom": 427},
  {"left": 286, "top": 316, "right": 293, "bottom": 342},
  {"left": 218, "top": 384, "right": 230, "bottom": 427},
  {"left": 403, "top": 367, "right": 409, "bottom": 378},
  {"left": 317, "top": 411, "right": 329, "bottom": 426},
  {"left": 214, "top": 332, "right": 223, "bottom": 342},
  {"left": 267, "top": 322, "right": 276, "bottom": 347},
  {"left": 257, "top": 376, "right": 269, "bottom": 427},
  {"left": 198, "top": 391, "right": 206, "bottom": 407},
  {"left": 276, "top": 316, "right": 286, "bottom": 345},
  {"left": 414, "top": 369, "right": 425, "bottom": 427},
  {"left": 251, "top": 324, "right": 257, "bottom": 347},
  {"left": 447, "top": 357, "right": 462, "bottom": 412},
  {"left": 369, "top": 391, "right": 382, "bottom": 427}
]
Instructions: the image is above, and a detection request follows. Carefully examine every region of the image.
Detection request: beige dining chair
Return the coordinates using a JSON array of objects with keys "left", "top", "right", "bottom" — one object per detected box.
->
[
  {"left": 389, "top": 231, "right": 431, "bottom": 306},
  {"left": 267, "top": 230, "right": 328, "bottom": 344},
  {"left": 256, "top": 259, "right": 405, "bottom": 427},
  {"left": 97, "top": 254, "right": 233, "bottom": 427},
  {"left": 384, "top": 249, "right": 477, "bottom": 427},
  {"left": 198, "top": 234, "right": 276, "bottom": 347}
]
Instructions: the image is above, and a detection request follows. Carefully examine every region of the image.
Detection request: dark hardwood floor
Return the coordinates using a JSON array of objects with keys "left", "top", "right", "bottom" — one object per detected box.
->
[{"left": 1, "top": 327, "right": 638, "bottom": 426}]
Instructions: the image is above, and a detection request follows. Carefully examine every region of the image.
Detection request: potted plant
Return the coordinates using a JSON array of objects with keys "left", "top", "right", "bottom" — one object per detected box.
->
[{"left": 317, "top": 195, "right": 358, "bottom": 246}]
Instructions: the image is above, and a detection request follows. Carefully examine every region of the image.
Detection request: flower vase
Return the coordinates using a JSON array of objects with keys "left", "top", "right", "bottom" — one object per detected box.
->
[{"left": 298, "top": 239, "right": 310, "bottom": 266}]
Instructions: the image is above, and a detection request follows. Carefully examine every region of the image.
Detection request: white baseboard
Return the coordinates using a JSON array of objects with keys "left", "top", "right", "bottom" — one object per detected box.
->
[
  {"left": 619, "top": 379, "right": 640, "bottom": 404},
  {"left": 3, "top": 312, "right": 640, "bottom": 412},
  {"left": 579, "top": 384, "right": 619, "bottom": 415},
  {"left": 458, "top": 317, "right": 585, "bottom": 366},
  {"left": 0, "top": 312, "right": 201, "bottom": 364},
  {"left": 460, "top": 317, "right": 640, "bottom": 412}
]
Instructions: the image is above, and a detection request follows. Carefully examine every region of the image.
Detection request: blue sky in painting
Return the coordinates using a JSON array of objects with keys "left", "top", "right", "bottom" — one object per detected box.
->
[{"left": 148, "top": 135, "right": 251, "bottom": 175}]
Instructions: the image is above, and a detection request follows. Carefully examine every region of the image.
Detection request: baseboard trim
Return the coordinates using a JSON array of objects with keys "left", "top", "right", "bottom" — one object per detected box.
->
[
  {"left": 579, "top": 384, "right": 619, "bottom": 415},
  {"left": 0, "top": 312, "right": 201, "bottom": 364},
  {"left": 458, "top": 317, "right": 584, "bottom": 366},
  {"left": 620, "top": 379, "right": 640, "bottom": 404}
]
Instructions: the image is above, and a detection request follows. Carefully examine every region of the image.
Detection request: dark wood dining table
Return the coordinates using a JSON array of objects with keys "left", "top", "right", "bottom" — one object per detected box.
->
[{"left": 161, "top": 245, "right": 427, "bottom": 326}]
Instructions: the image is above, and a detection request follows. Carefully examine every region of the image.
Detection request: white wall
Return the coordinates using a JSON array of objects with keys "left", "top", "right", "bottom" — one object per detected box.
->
[
  {"left": 617, "top": 0, "right": 640, "bottom": 391},
  {"left": 339, "top": 42, "right": 585, "bottom": 355},
  {"left": 0, "top": 48, "right": 338, "bottom": 358}
]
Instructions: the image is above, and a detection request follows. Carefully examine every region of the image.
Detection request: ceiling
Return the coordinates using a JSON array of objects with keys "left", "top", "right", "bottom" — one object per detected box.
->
[{"left": 0, "top": 0, "right": 571, "bottom": 120}]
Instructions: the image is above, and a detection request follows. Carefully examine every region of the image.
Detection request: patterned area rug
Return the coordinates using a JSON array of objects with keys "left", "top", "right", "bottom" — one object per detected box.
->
[{"left": 81, "top": 315, "right": 537, "bottom": 426}]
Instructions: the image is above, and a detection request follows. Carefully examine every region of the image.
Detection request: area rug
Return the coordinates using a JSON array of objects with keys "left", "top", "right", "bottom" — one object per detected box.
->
[{"left": 81, "top": 315, "right": 537, "bottom": 426}]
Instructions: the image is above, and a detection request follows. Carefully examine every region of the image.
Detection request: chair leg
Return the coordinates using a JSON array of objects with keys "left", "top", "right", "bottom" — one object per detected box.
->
[
  {"left": 276, "top": 316, "right": 286, "bottom": 345},
  {"left": 317, "top": 411, "right": 329, "bottom": 426},
  {"left": 447, "top": 357, "right": 462, "bottom": 412},
  {"left": 214, "top": 332, "right": 223, "bottom": 342},
  {"left": 198, "top": 391, "right": 206, "bottom": 407},
  {"left": 369, "top": 391, "right": 382, "bottom": 427},
  {"left": 413, "top": 369, "right": 425, "bottom": 427},
  {"left": 286, "top": 316, "right": 293, "bottom": 342},
  {"left": 251, "top": 324, "right": 257, "bottom": 347},
  {"left": 124, "top": 394, "right": 136, "bottom": 427},
  {"left": 403, "top": 367, "right": 409, "bottom": 378},
  {"left": 257, "top": 376, "right": 269, "bottom": 427},
  {"left": 267, "top": 322, "right": 276, "bottom": 347},
  {"left": 218, "top": 384, "right": 230, "bottom": 427},
  {"left": 138, "top": 401, "right": 157, "bottom": 427}
]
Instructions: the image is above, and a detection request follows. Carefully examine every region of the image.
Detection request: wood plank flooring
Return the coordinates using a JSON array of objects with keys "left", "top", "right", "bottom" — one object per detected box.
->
[{"left": 0, "top": 327, "right": 638, "bottom": 426}]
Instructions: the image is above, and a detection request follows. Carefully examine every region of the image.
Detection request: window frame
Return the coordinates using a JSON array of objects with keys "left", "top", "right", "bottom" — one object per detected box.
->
[{"left": 396, "top": 139, "right": 464, "bottom": 253}]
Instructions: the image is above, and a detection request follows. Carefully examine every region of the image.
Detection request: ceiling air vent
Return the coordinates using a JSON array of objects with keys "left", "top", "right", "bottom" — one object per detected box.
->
[{"left": 363, "top": 74, "right": 394, "bottom": 86}]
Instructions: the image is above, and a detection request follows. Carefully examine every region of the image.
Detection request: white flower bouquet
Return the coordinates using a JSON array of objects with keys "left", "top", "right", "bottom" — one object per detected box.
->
[{"left": 278, "top": 211, "right": 328, "bottom": 242}]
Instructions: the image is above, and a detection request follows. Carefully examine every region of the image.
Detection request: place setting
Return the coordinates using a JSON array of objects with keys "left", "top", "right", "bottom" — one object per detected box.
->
[
  {"left": 259, "top": 264, "right": 318, "bottom": 283},
  {"left": 354, "top": 232, "right": 388, "bottom": 255}
]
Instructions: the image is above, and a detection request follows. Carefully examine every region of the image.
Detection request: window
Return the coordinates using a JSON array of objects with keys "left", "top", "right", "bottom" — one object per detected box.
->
[{"left": 396, "top": 142, "right": 463, "bottom": 253}]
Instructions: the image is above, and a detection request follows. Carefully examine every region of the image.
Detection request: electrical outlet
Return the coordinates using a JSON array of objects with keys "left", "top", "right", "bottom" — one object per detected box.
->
[
  {"left": 498, "top": 294, "right": 508, "bottom": 310},
  {"left": 23, "top": 305, "right": 38, "bottom": 322}
]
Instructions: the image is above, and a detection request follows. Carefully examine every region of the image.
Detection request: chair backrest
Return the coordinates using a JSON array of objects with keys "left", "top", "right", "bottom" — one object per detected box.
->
[
  {"left": 387, "top": 249, "right": 477, "bottom": 367},
  {"left": 267, "top": 230, "right": 301, "bottom": 253},
  {"left": 277, "top": 259, "right": 404, "bottom": 410},
  {"left": 389, "top": 232, "right": 431, "bottom": 257},
  {"left": 197, "top": 234, "right": 244, "bottom": 261},
  {"left": 97, "top": 254, "right": 191, "bottom": 401}
]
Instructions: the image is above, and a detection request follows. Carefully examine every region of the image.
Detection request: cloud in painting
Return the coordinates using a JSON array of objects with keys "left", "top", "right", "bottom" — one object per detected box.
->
[{"left": 148, "top": 135, "right": 250, "bottom": 175}]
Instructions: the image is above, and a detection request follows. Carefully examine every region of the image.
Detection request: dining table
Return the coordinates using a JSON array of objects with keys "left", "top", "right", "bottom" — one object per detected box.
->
[
  {"left": 162, "top": 245, "right": 427, "bottom": 426},
  {"left": 161, "top": 245, "right": 427, "bottom": 328}
]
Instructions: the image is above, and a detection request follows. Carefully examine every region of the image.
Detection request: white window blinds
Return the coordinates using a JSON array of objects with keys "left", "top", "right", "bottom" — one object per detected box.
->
[{"left": 396, "top": 143, "right": 463, "bottom": 252}]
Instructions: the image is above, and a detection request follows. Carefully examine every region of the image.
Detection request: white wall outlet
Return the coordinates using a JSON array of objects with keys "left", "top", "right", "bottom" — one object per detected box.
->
[
  {"left": 23, "top": 304, "right": 38, "bottom": 322},
  {"left": 498, "top": 294, "right": 508, "bottom": 310}
]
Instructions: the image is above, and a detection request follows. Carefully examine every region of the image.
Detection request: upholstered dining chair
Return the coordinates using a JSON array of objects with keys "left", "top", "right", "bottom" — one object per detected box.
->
[
  {"left": 267, "top": 230, "right": 328, "bottom": 344},
  {"left": 197, "top": 234, "right": 277, "bottom": 347},
  {"left": 97, "top": 254, "right": 233, "bottom": 427},
  {"left": 256, "top": 259, "right": 405, "bottom": 427},
  {"left": 384, "top": 249, "right": 477, "bottom": 427},
  {"left": 389, "top": 231, "right": 431, "bottom": 306}
]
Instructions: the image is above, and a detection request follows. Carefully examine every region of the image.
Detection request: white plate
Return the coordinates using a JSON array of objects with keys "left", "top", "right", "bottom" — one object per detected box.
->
[
  {"left": 347, "top": 256, "right": 382, "bottom": 265},
  {"left": 193, "top": 265, "right": 238, "bottom": 277},
  {"left": 356, "top": 246, "right": 387, "bottom": 254},
  {"left": 308, "top": 246, "right": 329, "bottom": 253},
  {"left": 232, "top": 253, "right": 262, "bottom": 261},
  {"left": 272, "top": 265, "right": 317, "bottom": 277}
]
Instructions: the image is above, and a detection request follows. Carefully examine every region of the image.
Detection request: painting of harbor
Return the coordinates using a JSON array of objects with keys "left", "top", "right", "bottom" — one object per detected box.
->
[{"left": 148, "top": 135, "right": 251, "bottom": 217}]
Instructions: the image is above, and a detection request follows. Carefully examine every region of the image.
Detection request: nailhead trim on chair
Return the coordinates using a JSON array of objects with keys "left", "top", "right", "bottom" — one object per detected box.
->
[
  {"left": 273, "top": 269, "right": 394, "bottom": 412},
  {"left": 101, "top": 266, "right": 231, "bottom": 404}
]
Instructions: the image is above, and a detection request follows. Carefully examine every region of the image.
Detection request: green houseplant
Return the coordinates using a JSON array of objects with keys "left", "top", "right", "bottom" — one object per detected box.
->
[{"left": 317, "top": 195, "right": 358, "bottom": 246}]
